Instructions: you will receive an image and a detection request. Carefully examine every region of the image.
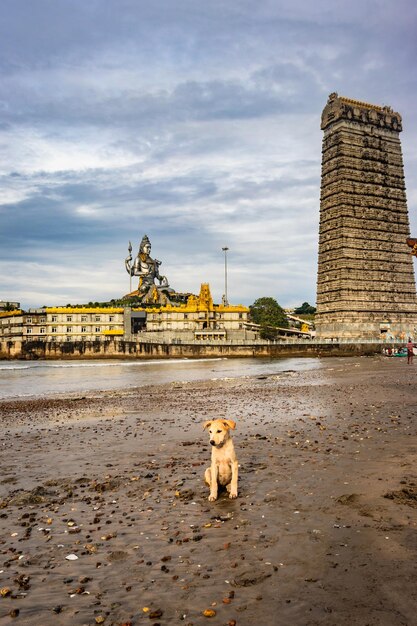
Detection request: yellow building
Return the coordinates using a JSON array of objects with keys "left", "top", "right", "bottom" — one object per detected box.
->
[
  {"left": 0, "top": 308, "right": 125, "bottom": 342},
  {"left": 0, "top": 309, "right": 25, "bottom": 340},
  {"left": 44, "top": 307, "right": 125, "bottom": 341}
]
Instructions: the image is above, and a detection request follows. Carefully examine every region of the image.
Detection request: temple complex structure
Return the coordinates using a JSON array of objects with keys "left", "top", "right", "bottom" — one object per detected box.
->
[
  {"left": 121, "top": 234, "right": 250, "bottom": 339},
  {"left": 0, "top": 282, "right": 250, "bottom": 345},
  {"left": 315, "top": 93, "right": 417, "bottom": 340},
  {"left": 0, "top": 235, "right": 252, "bottom": 348}
]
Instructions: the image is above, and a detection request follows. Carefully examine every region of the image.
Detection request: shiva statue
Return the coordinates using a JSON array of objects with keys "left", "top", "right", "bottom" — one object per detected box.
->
[{"left": 125, "top": 234, "right": 173, "bottom": 304}]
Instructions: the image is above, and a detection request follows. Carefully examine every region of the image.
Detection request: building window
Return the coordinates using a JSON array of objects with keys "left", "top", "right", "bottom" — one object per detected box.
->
[
  {"left": 67, "top": 327, "right": 72, "bottom": 333},
  {"left": 95, "top": 316, "right": 101, "bottom": 322},
  {"left": 239, "top": 313, "right": 243, "bottom": 319},
  {"left": 26, "top": 317, "right": 32, "bottom": 323},
  {"left": 27, "top": 328, "right": 32, "bottom": 334},
  {"left": 52, "top": 315, "right": 57, "bottom": 322},
  {"left": 81, "top": 315, "right": 87, "bottom": 322},
  {"left": 40, "top": 317, "right": 46, "bottom": 323},
  {"left": 95, "top": 327, "right": 100, "bottom": 333},
  {"left": 66, "top": 316, "right": 72, "bottom": 322},
  {"left": 81, "top": 326, "right": 87, "bottom": 333},
  {"left": 52, "top": 327, "right": 57, "bottom": 333},
  {"left": 66, "top": 336, "right": 71, "bottom": 342},
  {"left": 109, "top": 316, "right": 114, "bottom": 322},
  {"left": 40, "top": 327, "right": 46, "bottom": 334}
]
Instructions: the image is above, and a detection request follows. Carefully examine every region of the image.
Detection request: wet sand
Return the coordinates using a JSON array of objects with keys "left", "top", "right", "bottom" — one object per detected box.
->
[{"left": 0, "top": 356, "right": 416, "bottom": 626}]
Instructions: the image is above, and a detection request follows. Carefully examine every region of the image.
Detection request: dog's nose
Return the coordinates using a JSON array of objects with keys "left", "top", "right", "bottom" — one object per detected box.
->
[{"left": 210, "top": 440, "right": 216, "bottom": 446}]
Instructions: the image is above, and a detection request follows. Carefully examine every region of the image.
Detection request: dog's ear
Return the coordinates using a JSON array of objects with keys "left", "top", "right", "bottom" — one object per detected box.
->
[
  {"left": 203, "top": 420, "right": 212, "bottom": 430},
  {"left": 222, "top": 419, "right": 236, "bottom": 430}
]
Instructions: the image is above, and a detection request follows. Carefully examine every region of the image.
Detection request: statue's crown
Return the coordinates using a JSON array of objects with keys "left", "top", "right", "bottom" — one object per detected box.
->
[{"left": 140, "top": 234, "right": 150, "bottom": 249}]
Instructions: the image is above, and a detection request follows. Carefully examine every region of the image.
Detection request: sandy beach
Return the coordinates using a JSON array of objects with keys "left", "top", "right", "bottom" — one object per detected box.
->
[{"left": 0, "top": 355, "right": 416, "bottom": 626}]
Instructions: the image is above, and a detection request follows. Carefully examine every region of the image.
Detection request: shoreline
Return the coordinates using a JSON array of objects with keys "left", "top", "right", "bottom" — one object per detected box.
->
[
  {"left": 0, "top": 356, "right": 416, "bottom": 625},
  {"left": 0, "top": 366, "right": 309, "bottom": 403},
  {"left": 0, "top": 355, "right": 324, "bottom": 404}
]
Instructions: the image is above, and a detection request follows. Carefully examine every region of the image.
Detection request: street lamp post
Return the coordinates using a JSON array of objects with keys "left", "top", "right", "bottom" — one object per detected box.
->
[{"left": 222, "top": 246, "right": 229, "bottom": 305}]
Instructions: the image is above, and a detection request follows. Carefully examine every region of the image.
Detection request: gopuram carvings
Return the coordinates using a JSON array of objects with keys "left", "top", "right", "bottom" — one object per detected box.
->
[
  {"left": 315, "top": 93, "right": 417, "bottom": 340},
  {"left": 125, "top": 234, "right": 179, "bottom": 305}
]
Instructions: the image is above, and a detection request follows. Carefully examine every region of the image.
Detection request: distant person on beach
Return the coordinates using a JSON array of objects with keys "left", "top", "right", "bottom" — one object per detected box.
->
[{"left": 407, "top": 338, "right": 414, "bottom": 364}]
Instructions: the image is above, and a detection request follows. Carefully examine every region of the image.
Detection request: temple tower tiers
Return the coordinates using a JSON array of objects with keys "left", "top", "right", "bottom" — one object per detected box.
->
[{"left": 315, "top": 93, "right": 417, "bottom": 340}]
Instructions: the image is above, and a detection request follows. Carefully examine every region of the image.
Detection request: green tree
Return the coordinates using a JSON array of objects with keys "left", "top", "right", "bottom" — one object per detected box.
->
[
  {"left": 294, "top": 301, "right": 316, "bottom": 315},
  {"left": 249, "top": 297, "right": 288, "bottom": 328}
]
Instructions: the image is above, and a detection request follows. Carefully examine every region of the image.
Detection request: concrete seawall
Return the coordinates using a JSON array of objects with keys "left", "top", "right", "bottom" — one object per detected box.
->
[{"left": 0, "top": 339, "right": 387, "bottom": 360}]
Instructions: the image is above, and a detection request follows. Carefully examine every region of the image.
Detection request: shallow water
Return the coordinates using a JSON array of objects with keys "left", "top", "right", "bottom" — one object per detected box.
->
[{"left": 0, "top": 356, "right": 323, "bottom": 399}]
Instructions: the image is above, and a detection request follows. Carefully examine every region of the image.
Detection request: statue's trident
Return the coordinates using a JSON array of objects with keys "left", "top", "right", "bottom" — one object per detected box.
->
[{"left": 126, "top": 241, "right": 133, "bottom": 293}]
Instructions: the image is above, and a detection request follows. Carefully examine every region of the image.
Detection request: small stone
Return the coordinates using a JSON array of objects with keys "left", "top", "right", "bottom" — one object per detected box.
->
[
  {"left": 79, "top": 576, "right": 91, "bottom": 584},
  {"left": 0, "top": 588, "right": 11, "bottom": 597},
  {"left": 84, "top": 543, "right": 98, "bottom": 553},
  {"left": 203, "top": 609, "right": 216, "bottom": 617}
]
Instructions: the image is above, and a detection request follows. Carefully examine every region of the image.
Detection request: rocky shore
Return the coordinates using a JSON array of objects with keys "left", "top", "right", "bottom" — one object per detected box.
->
[{"left": 0, "top": 356, "right": 416, "bottom": 625}]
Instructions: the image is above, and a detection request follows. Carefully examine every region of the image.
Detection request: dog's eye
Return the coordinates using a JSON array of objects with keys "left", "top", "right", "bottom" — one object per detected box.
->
[{"left": 217, "top": 429, "right": 222, "bottom": 433}]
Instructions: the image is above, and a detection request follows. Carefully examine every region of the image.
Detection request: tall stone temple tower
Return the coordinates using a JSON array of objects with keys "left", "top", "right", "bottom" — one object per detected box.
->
[{"left": 315, "top": 93, "right": 417, "bottom": 340}]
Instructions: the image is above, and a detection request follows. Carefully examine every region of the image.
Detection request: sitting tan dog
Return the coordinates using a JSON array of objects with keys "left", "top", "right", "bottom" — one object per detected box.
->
[{"left": 203, "top": 419, "right": 238, "bottom": 501}]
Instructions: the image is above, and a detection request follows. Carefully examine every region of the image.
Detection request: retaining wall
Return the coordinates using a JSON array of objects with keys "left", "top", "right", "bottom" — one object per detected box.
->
[{"left": 0, "top": 339, "right": 386, "bottom": 360}]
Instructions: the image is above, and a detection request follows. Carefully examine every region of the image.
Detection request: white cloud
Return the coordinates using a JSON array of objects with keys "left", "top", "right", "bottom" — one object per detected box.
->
[{"left": 0, "top": 126, "right": 140, "bottom": 176}]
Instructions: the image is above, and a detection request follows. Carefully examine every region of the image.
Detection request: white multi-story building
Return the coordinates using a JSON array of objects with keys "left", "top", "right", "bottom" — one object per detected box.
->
[
  {"left": 44, "top": 307, "right": 125, "bottom": 342},
  {"left": 0, "top": 307, "right": 126, "bottom": 342}
]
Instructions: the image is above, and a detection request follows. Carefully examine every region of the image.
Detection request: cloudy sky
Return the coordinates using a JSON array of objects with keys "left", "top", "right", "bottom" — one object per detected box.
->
[{"left": 1, "top": 0, "right": 417, "bottom": 310}]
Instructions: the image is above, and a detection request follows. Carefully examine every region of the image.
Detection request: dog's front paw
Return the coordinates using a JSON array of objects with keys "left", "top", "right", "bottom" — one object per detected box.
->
[
  {"left": 229, "top": 492, "right": 238, "bottom": 499},
  {"left": 208, "top": 494, "right": 217, "bottom": 502}
]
